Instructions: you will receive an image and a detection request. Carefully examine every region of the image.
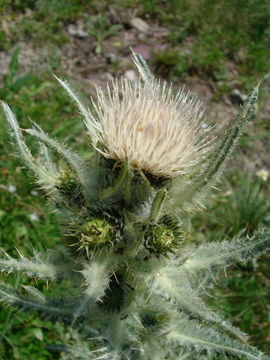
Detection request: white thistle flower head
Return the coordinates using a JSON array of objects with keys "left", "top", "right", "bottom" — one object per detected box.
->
[
  {"left": 90, "top": 78, "right": 212, "bottom": 178},
  {"left": 57, "top": 57, "right": 213, "bottom": 178}
]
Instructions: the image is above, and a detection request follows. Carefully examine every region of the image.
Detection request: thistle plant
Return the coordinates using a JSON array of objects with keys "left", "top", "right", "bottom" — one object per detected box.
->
[{"left": 1, "top": 52, "right": 270, "bottom": 360}]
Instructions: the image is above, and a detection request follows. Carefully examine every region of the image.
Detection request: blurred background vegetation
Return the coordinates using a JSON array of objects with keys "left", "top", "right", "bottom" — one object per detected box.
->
[{"left": 0, "top": 0, "right": 269, "bottom": 358}]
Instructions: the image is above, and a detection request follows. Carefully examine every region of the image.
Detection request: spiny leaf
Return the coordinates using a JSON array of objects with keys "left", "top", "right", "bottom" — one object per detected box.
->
[
  {"left": 22, "top": 285, "right": 46, "bottom": 303},
  {"left": 0, "top": 248, "right": 74, "bottom": 280},
  {"left": 131, "top": 49, "right": 155, "bottom": 84},
  {"left": 26, "top": 124, "right": 100, "bottom": 200},
  {"left": 82, "top": 261, "right": 111, "bottom": 301},
  {"left": 167, "top": 314, "right": 269, "bottom": 360},
  {"left": 54, "top": 75, "right": 101, "bottom": 143},
  {"left": 1, "top": 101, "right": 56, "bottom": 189},
  {"left": 0, "top": 283, "right": 73, "bottom": 322},
  {"left": 25, "top": 126, "right": 83, "bottom": 175},
  {"left": 181, "top": 230, "right": 270, "bottom": 275},
  {"left": 73, "top": 254, "right": 119, "bottom": 322},
  {"left": 149, "top": 265, "right": 247, "bottom": 343},
  {"left": 38, "top": 140, "right": 57, "bottom": 176}
]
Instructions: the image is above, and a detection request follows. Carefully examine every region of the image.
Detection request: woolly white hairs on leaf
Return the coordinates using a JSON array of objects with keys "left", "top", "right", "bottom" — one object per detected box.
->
[{"left": 91, "top": 78, "right": 212, "bottom": 177}]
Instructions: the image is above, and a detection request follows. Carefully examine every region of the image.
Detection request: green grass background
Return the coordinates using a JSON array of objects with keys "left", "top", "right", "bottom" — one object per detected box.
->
[{"left": 0, "top": 0, "right": 269, "bottom": 358}]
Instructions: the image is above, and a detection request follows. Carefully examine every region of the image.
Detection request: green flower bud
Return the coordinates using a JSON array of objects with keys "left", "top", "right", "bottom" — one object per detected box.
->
[
  {"left": 145, "top": 216, "right": 184, "bottom": 256},
  {"left": 71, "top": 218, "right": 114, "bottom": 257}
]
